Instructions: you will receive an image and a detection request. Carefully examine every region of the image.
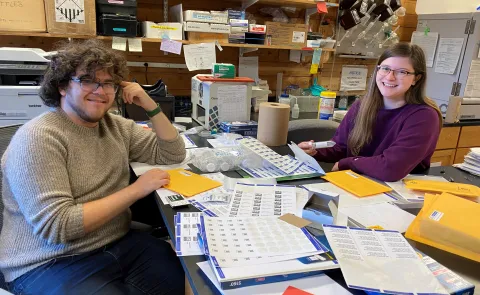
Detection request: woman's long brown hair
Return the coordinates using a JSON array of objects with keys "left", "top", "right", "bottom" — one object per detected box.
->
[{"left": 348, "top": 42, "right": 442, "bottom": 156}]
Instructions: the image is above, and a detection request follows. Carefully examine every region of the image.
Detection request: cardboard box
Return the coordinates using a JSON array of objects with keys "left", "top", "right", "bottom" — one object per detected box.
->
[
  {"left": 187, "top": 31, "right": 229, "bottom": 43},
  {"left": 0, "top": 0, "right": 46, "bottom": 32},
  {"left": 184, "top": 10, "right": 228, "bottom": 24},
  {"left": 266, "top": 22, "right": 308, "bottom": 49},
  {"left": 142, "top": 21, "right": 183, "bottom": 40},
  {"left": 44, "top": 0, "right": 96, "bottom": 35},
  {"left": 184, "top": 22, "right": 230, "bottom": 34}
]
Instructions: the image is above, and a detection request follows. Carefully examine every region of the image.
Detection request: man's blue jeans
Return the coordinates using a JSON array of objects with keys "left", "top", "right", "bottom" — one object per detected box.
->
[{"left": 7, "top": 231, "right": 185, "bottom": 295}]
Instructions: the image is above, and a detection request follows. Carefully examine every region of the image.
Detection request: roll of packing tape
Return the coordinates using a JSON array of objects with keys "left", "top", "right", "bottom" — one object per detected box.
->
[{"left": 257, "top": 102, "right": 290, "bottom": 146}]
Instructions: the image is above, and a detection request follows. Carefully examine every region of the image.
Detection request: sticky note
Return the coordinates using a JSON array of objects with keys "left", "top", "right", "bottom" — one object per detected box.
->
[
  {"left": 128, "top": 38, "right": 143, "bottom": 52},
  {"left": 283, "top": 286, "right": 314, "bottom": 295},
  {"left": 310, "top": 63, "right": 319, "bottom": 74},
  {"left": 160, "top": 39, "right": 183, "bottom": 55},
  {"left": 112, "top": 37, "right": 127, "bottom": 51},
  {"left": 317, "top": 2, "right": 328, "bottom": 14}
]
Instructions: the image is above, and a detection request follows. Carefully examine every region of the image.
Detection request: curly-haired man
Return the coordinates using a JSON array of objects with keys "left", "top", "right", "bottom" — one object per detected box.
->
[{"left": 0, "top": 39, "right": 186, "bottom": 294}]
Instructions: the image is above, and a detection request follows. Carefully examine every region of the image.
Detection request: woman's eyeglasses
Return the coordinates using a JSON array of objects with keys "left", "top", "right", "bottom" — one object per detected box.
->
[{"left": 376, "top": 65, "right": 416, "bottom": 79}]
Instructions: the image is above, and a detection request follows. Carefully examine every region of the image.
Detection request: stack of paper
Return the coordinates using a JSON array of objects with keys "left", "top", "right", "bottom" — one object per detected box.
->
[
  {"left": 454, "top": 147, "right": 480, "bottom": 176},
  {"left": 323, "top": 225, "right": 448, "bottom": 294},
  {"left": 406, "top": 192, "right": 480, "bottom": 263},
  {"left": 174, "top": 212, "right": 204, "bottom": 256},
  {"left": 385, "top": 175, "right": 448, "bottom": 207},
  {"left": 238, "top": 137, "right": 324, "bottom": 180},
  {"left": 197, "top": 261, "right": 353, "bottom": 295},
  {"left": 198, "top": 215, "right": 339, "bottom": 290}
]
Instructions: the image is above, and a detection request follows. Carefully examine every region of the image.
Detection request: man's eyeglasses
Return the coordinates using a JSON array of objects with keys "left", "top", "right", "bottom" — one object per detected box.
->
[
  {"left": 376, "top": 65, "right": 416, "bottom": 79},
  {"left": 71, "top": 77, "right": 119, "bottom": 95}
]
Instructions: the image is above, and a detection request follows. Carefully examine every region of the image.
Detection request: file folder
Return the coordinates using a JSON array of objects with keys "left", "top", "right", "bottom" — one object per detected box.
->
[
  {"left": 406, "top": 193, "right": 480, "bottom": 263},
  {"left": 403, "top": 179, "right": 480, "bottom": 198},
  {"left": 321, "top": 170, "right": 392, "bottom": 197},
  {"left": 164, "top": 169, "right": 222, "bottom": 197}
]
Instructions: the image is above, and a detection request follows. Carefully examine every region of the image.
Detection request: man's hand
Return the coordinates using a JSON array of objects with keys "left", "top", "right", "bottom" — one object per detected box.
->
[
  {"left": 332, "top": 162, "right": 339, "bottom": 171},
  {"left": 120, "top": 81, "right": 158, "bottom": 111},
  {"left": 132, "top": 169, "right": 170, "bottom": 197},
  {"left": 298, "top": 140, "right": 317, "bottom": 156}
]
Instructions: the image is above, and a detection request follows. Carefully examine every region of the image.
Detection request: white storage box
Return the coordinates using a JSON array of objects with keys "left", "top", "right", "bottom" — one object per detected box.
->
[
  {"left": 184, "top": 10, "right": 228, "bottom": 24},
  {"left": 184, "top": 22, "right": 230, "bottom": 34},
  {"left": 142, "top": 22, "right": 183, "bottom": 40}
]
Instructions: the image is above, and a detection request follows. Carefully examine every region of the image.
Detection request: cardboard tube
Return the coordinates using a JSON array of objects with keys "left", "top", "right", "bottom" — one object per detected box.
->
[{"left": 257, "top": 102, "right": 290, "bottom": 146}]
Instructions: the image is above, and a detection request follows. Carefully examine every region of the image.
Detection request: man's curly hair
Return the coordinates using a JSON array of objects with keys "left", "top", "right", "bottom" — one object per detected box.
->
[{"left": 39, "top": 39, "right": 129, "bottom": 107}]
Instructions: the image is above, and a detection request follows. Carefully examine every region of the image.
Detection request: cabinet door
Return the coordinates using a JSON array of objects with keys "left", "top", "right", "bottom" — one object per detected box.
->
[
  {"left": 435, "top": 127, "right": 461, "bottom": 150},
  {"left": 431, "top": 149, "right": 456, "bottom": 166},
  {"left": 458, "top": 126, "right": 480, "bottom": 147},
  {"left": 417, "top": 13, "right": 472, "bottom": 115},
  {"left": 454, "top": 147, "right": 471, "bottom": 164}
]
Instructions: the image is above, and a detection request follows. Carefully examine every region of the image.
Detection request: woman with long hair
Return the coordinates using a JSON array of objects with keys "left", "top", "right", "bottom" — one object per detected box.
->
[{"left": 299, "top": 42, "right": 442, "bottom": 182}]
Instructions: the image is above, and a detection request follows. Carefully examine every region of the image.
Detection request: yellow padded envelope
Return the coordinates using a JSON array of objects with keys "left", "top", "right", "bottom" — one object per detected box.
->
[
  {"left": 406, "top": 193, "right": 480, "bottom": 263},
  {"left": 321, "top": 170, "right": 392, "bottom": 197},
  {"left": 164, "top": 169, "right": 222, "bottom": 198},
  {"left": 403, "top": 179, "right": 480, "bottom": 198}
]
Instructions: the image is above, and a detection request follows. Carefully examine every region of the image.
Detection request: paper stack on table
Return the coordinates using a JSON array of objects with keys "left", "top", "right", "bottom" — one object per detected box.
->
[
  {"left": 174, "top": 212, "right": 204, "bottom": 256},
  {"left": 237, "top": 137, "right": 324, "bottom": 180},
  {"left": 323, "top": 225, "right": 449, "bottom": 294},
  {"left": 454, "top": 148, "right": 480, "bottom": 176},
  {"left": 198, "top": 215, "right": 339, "bottom": 290}
]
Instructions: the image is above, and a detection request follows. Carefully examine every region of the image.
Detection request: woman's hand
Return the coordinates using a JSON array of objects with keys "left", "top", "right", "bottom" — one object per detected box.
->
[
  {"left": 332, "top": 162, "right": 339, "bottom": 172},
  {"left": 298, "top": 140, "right": 317, "bottom": 156}
]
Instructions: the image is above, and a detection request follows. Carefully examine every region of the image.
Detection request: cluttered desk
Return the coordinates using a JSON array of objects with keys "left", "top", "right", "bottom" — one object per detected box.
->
[{"left": 129, "top": 132, "right": 480, "bottom": 295}]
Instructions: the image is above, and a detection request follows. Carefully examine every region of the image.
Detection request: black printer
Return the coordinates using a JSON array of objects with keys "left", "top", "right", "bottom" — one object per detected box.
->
[{"left": 96, "top": 0, "right": 138, "bottom": 37}]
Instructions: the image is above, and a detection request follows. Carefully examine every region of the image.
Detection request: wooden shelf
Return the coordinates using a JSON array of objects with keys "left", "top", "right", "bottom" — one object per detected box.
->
[
  {"left": 0, "top": 32, "right": 336, "bottom": 52},
  {"left": 238, "top": 0, "right": 339, "bottom": 9}
]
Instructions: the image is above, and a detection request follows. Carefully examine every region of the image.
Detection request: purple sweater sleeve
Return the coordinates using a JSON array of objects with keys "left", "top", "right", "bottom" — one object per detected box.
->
[
  {"left": 314, "top": 101, "right": 359, "bottom": 163},
  {"left": 338, "top": 107, "right": 440, "bottom": 182}
]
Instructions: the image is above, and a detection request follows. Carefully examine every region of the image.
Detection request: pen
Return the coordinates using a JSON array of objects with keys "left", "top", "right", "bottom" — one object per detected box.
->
[{"left": 311, "top": 141, "right": 336, "bottom": 149}]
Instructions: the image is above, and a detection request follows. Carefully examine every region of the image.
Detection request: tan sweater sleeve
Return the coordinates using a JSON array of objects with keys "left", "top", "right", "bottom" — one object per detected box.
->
[
  {"left": 3, "top": 127, "right": 84, "bottom": 245},
  {"left": 122, "top": 119, "right": 186, "bottom": 165}
]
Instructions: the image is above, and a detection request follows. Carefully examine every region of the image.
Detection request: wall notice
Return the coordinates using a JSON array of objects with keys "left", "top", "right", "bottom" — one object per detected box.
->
[{"left": 340, "top": 66, "right": 368, "bottom": 91}]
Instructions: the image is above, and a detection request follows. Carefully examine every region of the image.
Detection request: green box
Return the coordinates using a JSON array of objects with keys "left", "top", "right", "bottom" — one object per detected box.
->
[{"left": 212, "top": 63, "right": 236, "bottom": 78}]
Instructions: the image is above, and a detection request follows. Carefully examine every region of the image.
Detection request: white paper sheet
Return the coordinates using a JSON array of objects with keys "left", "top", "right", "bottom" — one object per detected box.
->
[
  {"left": 463, "top": 60, "right": 480, "bottom": 97},
  {"left": 288, "top": 142, "right": 325, "bottom": 174},
  {"left": 303, "top": 182, "right": 394, "bottom": 209},
  {"left": 174, "top": 212, "right": 204, "bottom": 256},
  {"left": 181, "top": 134, "right": 197, "bottom": 149},
  {"left": 112, "top": 37, "right": 127, "bottom": 51},
  {"left": 202, "top": 216, "right": 325, "bottom": 258},
  {"left": 183, "top": 43, "right": 216, "bottom": 71},
  {"left": 411, "top": 32, "right": 439, "bottom": 68},
  {"left": 239, "top": 56, "right": 259, "bottom": 80},
  {"left": 340, "top": 66, "right": 368, "bottom": 91},
  {"left": 227, "top": 183, "right": 297, "bottom": 217},
  {"left": 239, "top": 137, "right": 303, "bottom": 174},
  {"left": 160, "top": 39, "right": 183, "bottom": 55},
  {"left": 434, "top": 38, "right": 464, "bottom": 75},
  {"left": 386, "top": 175, "right": 448, "bottom": 202},
  {"left": 323, "top": 225, "right": 448, "bottom": 295},
  {"left": 217, "top": 85, "right": 248, "bottom": 122},
  {"left": 128, "top": 38, "right": 143, "bottom": 52},
  {"left": 338, "top": 203, "right": 416, "bottom": 233},
  {"left": 289, "top": 50, "right": 302, "bottom": 63},
  {"left": 155, "top": 188, "right": 181, "bottom": 205}
]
